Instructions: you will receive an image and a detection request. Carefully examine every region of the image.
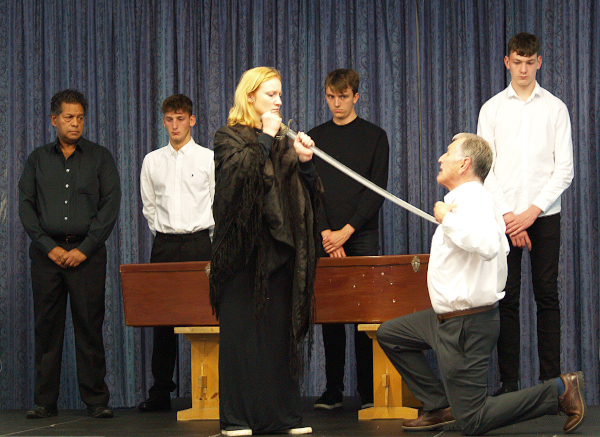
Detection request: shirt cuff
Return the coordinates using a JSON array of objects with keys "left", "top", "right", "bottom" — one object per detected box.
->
[
  {"left": 39, "top": 235, "right": 59, "bottom": 255},
  {"left": 77, "top": 239, "right": 95, "bottom": 258},
  {"left": 258, "top": 133, "right": 274, "bottom": 161},
  {"left": 532, "top": 198, "right": 550, "bottom": 215},
  {"left": 441, "top": 211, "right": 457, "bottom": 230},
  {"left": 298, "top": 160, "right": 316, "bottom": 184},
  {"left": 348, "top": 216, "right": 366, "bottom": 233}
]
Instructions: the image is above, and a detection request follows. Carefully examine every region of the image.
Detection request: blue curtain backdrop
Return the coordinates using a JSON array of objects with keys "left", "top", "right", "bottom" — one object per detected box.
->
[{"left": 1, "top": 0, "right": 599, "bottom": 409}]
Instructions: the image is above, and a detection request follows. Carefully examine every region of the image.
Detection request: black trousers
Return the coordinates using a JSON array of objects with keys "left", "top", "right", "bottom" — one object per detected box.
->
[
  {"left": 148, "top": 230, "right": 211, "bottom": 398},
  {"left": 497, "top": 214, "right": 561, "bottom": 383},
  {"left": 321, "top": 229, "right": 377, "bottom": 401},
  {"left": 30, "top": 242, "right": 109, "bottom": 408}
]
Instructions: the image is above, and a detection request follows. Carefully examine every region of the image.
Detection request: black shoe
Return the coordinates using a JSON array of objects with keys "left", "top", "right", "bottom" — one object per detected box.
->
[
  {"left": 26, "top": 405, "right": 58, "bottom": 419},
  {"left": 492, "top": 382, "right": 519, "bottom": 396},
  {"left": 87, "top": 404, "right": 114, "bottom": 418},
  {"left": 138, "top": 396, "right": 171, "bottom": 412},
  {"left": 314, "top": 388, "right": 343, "bottom": 410}
]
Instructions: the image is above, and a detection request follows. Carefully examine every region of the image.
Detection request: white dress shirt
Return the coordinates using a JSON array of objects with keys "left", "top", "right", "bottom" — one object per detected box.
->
[
  {"left": 477, "top": 82, "right": 574, "bottom": 216},
  {"left": 428, "top": 181, "right": 509, "bottom": 314},
  {"left": 140, "top": 138, "right": 215, "bottom": 236}
]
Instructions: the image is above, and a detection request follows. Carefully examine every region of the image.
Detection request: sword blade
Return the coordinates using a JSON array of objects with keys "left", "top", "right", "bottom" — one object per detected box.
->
[{"left": 285, "top": 127, "right": 438, "bottom": 225}]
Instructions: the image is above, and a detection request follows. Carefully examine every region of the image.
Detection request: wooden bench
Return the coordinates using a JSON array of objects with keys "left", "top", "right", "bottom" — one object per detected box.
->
[{"left": 120, "top": 254, "right": 431, "bottom": 421}]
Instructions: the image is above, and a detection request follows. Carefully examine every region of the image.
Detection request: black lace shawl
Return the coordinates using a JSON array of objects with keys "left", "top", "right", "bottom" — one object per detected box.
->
[{"left": 209, "top": 124, "right": 321, "bottom": 378}]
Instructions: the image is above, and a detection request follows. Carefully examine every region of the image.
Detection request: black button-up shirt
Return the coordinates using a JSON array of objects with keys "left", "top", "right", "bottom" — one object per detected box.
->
[{"left": 19, "top": 137, "right": 121, "bottom": 256}]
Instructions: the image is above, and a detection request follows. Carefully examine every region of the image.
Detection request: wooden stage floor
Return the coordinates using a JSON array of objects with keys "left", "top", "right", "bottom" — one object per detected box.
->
[{"left": 1, "top": 397, "right": 598, "bottom": 437}]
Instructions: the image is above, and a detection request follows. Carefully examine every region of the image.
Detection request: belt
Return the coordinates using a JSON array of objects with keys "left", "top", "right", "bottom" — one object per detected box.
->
[
  {"left": 155, "top": 229, "right": 209, "bottom": 241},
  {"left": 54, "top": 235, "right": 85, "bottom": 244},
  {"left": 437, "top": 303, "right": 497, "bottom": 323}
]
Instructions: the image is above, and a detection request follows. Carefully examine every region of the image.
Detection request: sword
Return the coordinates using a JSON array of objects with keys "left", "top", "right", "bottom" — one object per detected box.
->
[{"left": 283, "top": 125, "right": 438, "bottom": 225}]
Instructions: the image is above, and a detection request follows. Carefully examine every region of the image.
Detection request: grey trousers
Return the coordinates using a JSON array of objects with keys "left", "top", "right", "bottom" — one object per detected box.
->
[{"left": 377, "top": 307, "right": 559, "bottom": 436}]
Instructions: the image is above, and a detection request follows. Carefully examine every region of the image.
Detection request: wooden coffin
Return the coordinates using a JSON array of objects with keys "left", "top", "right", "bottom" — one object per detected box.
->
[{"left": 120, "top": 254, "right": 431, "bottom": 326}]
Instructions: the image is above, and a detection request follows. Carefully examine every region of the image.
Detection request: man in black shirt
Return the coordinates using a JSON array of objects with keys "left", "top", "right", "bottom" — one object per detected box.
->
[
  {"left": 19, "top": 89, "right": 121, "bottom": 419},
  {"left": 308, "top": 69, "right": 389, "bottom": 410}
]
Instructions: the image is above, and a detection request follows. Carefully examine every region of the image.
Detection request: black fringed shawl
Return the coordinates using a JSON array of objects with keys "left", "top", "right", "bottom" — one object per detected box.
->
[{"left": 209, "top": 124, "right": 321, "bottom": 378}]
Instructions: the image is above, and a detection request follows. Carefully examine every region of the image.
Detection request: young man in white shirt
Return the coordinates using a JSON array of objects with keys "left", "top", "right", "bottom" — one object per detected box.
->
[
  {"left": 138, "top": 94, "right": 215, "bottom": 411},
  {"left": 377, "top": 133, "right": 584, "bottom": 435},
  {"left": 477, "top": 32, "right": 574, "bottom": 396}
]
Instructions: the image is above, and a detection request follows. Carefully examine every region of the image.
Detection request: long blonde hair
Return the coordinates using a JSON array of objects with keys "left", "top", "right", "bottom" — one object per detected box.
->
[{"left": 227, "top": 67, "right": 282, "bottom": 128}]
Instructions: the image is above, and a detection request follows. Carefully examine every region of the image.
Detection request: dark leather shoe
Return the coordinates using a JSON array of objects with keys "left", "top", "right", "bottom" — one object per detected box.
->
[
  {"left": 138, "top": 396, "right": 171, "bottom": 412},
  {"left": 558, "top": 372, "right": 585, "bottom": 433},
  {"left": 87, "top": 404, "right": 114, "bottom": 418},
  {"left": 402, "top": 406, "right": 455, "bottom": 431},
  {"left": 26, "top": 405, "right": 58, "bottom": 419},
  {"left": 492, "top": 381, "right": 519, "bottom": 396}
]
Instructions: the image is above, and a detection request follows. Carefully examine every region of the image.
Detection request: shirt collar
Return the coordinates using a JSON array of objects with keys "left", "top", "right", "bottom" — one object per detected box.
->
[
  {"left": 168, "top": 137, "right": 195, "bottom": 155},
  {"left": 52, "top": 137, "right": 84, "bottom": 154},
  {"left": 444, "top": 180, "right": 482, "bottom": 204},
  {"left": 507, "top": 81, "right": 542, "bottom": 103}
]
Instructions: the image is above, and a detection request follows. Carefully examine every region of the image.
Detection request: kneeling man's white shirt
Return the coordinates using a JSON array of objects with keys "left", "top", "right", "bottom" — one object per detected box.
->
[{"left": 428, "top": 181, "right": 509, "bottom": 314}]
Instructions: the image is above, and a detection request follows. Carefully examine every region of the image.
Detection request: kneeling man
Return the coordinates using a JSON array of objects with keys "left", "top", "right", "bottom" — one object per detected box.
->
[{"left": 377, "top": 133, "right": 584, "bottom": 435}]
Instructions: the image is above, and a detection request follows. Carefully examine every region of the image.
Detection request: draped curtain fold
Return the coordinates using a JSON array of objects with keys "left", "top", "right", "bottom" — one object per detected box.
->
[{"left": 1, "top": 0, "right": 598, "bottom": 409}]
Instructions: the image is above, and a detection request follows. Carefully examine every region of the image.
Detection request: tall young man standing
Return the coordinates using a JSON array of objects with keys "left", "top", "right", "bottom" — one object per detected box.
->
[{"left": 477, "top": 32, "right": 574, "bottom": 395}]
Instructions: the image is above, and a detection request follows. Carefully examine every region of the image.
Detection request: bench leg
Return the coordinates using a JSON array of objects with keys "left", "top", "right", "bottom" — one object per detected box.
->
[
  {"left": 358, "top": 329, "right": 420, "bottom": 420},
  {"left": 177, "top": 333, "right": 220, "bottom": 421}
]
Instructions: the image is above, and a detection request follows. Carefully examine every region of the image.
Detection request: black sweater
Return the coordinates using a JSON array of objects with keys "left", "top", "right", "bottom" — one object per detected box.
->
[{"left": 308, "top": 117, "right": 389, "bottom": 233}]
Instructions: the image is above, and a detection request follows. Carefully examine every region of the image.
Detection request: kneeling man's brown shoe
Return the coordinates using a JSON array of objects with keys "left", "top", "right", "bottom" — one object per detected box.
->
[
  {"left": 402, "top": 406, "right": 455, "bottom": 431},
  {"left": 558, "top": 372, "right": 585, "bottom": 433}
]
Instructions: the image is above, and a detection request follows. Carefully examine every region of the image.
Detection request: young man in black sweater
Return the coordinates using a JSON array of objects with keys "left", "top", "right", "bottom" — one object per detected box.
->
[{"left": 308, "top": 69, "right": 389, "bottom": 410}]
